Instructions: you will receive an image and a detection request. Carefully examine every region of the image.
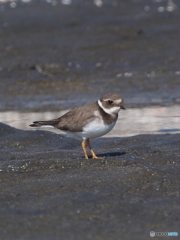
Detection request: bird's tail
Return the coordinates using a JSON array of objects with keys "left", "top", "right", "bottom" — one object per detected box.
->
[{"left": 29, "top": 119, "right": 60, "bottom": 128}]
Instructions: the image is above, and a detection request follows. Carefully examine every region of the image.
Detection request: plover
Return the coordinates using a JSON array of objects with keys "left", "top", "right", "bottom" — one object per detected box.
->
[{"left": 30, "top": 93, "right": 126, "bottom": 159}]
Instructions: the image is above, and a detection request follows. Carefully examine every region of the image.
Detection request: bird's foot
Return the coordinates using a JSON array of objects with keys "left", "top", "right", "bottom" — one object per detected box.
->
[{"left": 91, "top": 150, "right": 104, "bottom": 159}]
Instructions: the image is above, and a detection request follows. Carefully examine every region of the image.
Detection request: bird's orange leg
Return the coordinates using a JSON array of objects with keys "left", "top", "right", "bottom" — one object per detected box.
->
[
  {"left": 81, "top": 139, "right": 89, "bottom": 159},
  {"left": 86, "top": 139, "right": 103, "bottom": 159}
]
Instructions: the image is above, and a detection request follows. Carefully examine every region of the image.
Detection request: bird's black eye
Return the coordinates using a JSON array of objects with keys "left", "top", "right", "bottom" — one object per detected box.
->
[{"left": 108, "top": 100, "right": 113, "bottom": 104}]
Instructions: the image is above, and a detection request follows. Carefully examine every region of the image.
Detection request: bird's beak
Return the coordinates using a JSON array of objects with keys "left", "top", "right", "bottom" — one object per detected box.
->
[{"left": 120, "top": 105, "right": 126, "bottom": 110}]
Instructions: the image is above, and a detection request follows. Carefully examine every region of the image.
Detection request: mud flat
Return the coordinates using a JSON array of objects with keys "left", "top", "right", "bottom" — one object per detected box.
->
[
  {"left": 0, "top": 0, "right": 180, "bottom": 110},
  {"left": 0, "top": 123, "right": 180, "bottom": 239}
]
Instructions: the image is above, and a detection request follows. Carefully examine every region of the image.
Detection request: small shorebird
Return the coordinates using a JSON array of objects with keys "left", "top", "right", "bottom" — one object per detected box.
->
[{"left": 30, "top": 93, "right": 125, "bottom": 159}]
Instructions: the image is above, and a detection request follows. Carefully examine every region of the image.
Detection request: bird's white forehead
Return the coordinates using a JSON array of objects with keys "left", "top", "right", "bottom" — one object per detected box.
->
[{"left": 115, "top": 98, "right": 122, "bottom": 104}]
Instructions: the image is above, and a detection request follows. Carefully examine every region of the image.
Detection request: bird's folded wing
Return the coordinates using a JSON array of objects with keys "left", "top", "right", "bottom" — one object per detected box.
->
[{"left": 56, "top": 101, "right": 100, "bottom": 132}]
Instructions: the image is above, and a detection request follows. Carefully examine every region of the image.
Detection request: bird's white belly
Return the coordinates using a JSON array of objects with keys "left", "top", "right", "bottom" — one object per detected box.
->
[{"left": 72, "top": 119, "right": 116, "bottom": 139}]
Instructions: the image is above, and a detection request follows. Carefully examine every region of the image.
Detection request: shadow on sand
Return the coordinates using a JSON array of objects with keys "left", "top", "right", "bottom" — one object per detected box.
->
[{"left": 89, "top": 151, "right": 126, "bottom": 158}]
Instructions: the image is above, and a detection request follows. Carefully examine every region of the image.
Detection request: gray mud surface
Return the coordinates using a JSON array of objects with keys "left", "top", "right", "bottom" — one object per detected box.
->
[
  {"left": 1, "top": 123, "right": 180, "bottom": 240},
  {"left": 0, "top": 0, "right": 180, "bottom": 110},
  {"left": 1, "top": 0, "right": 180, "bottom": 239}
]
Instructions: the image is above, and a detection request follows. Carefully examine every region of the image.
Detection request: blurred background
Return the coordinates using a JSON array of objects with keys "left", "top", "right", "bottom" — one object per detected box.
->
[{"left": 0, "top": 0, "right": 180, "bottom": 135}]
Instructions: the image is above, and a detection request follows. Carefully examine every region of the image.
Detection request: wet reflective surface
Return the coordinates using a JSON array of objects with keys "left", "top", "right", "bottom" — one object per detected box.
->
[
  {"left": 1, "top": 105, "right": 180, "bottom": 137},
  {"left": 1, "top": 0, "right": 180, "bottom": 112}
]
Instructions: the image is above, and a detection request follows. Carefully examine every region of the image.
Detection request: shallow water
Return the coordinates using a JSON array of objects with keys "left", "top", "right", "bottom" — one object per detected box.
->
[{"left": 1, "top": 105, "right": 180, "bottom": 137}]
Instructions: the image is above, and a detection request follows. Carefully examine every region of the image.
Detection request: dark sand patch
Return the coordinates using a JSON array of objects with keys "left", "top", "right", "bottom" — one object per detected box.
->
[{"left": 1, "top": 123, "right": 180, "bottom": 239}]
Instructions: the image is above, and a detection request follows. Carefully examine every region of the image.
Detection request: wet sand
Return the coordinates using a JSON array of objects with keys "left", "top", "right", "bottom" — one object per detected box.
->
[
  {"left": 0, "top": 0, "right": 180, "bottom": 110},
  {"left": 0, "top": 0, "right": 180, "bottom": 239},
  {"left": 1, "top": 123, "right": 180, "bottom": 240}
]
